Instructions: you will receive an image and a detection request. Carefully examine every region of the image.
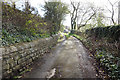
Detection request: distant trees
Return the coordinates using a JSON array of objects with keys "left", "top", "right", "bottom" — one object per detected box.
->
[
  {"left": 23, "top": 0, "right": 31, "bottom": 14},
  {"left": 43, "top": 0, "right": 69, "bottom": 32},
  {"left": 105, "top": 0, "right": 119, "bottom": 25},
  {"left": 70, "top": 1, "right": 97, "bottom": 30},
  {"left": 77, "top": 4, "right": 97, "bottom": 29},
  {"left": 70, "top": 1, "right": 111, "bottom": 31},
  {"left": 8, "top": 0, "right": 38, "bottom": 15},
  {"left": 23, "top": 0, "right": 38, "bottom": 14},
  {"left": 70, "top": 1, "right": 80, "bottom": 30}
]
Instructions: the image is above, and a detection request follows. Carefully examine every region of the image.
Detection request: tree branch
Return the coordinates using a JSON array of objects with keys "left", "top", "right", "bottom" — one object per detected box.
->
[{"left": 78, "top": 12, "right": 96, "bottom": 29}]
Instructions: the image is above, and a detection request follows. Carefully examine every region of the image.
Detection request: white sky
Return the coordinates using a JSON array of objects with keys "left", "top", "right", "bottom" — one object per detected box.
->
[
  {"left": 5, "top": 0, "right": 120, "bottom": 26},
  {"left": 29, "top": 0, "right": 119, "bottom": 26}
]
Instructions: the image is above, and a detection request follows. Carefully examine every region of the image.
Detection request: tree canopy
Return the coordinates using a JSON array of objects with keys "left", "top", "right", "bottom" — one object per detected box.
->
[{"left": 43, "top": 0, "right": 69, "bottom": 32}]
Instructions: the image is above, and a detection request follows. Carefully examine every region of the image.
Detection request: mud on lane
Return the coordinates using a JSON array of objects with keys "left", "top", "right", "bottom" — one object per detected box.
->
[{"left": 23, "top": 36, "right": 97, "bottom": 78}]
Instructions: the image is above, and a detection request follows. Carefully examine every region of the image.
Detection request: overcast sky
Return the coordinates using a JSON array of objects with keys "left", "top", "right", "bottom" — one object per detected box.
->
[
  {"left": 5, "top": 0, "right": 120, "bottom": 26},
  {"left": 29, "top": 0, "right": 120, "bottom": 26}
]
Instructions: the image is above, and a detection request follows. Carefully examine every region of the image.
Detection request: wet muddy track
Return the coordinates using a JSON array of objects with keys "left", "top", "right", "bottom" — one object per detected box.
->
[{"left": 22, "top": 36, "right": 97, "bottom": 78}]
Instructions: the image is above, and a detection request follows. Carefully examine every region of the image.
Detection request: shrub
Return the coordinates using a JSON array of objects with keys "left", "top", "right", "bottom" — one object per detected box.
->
[
  {"left": 86, "top": 25, "right": 120, "bottom": 42},
  {"left": 1, "top": 2, "right": 58, "bottom": 46}
]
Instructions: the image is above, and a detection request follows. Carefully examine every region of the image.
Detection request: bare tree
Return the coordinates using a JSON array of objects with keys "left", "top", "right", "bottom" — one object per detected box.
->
[
  {"left": 106, "top": 0, "right": 119, "bottom": 25},
  {"left": 70, "top": 1, "right": 80, "bottom": 30},
  {"left": 70, "top": 1, "right": 99, "bottom": 30},
  {"left": 77, "top": 4, "right": 97, "bottom": 29}
]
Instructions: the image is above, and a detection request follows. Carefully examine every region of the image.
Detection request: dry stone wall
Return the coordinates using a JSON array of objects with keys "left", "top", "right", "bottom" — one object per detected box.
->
[{"left": 1, "top": 34, "right": 59, "bottom": 78}]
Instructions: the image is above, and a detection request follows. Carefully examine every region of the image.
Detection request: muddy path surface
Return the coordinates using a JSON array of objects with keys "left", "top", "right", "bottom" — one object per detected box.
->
[{"left": 23, "top": 36, "right": 97, "bottom": 78}]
